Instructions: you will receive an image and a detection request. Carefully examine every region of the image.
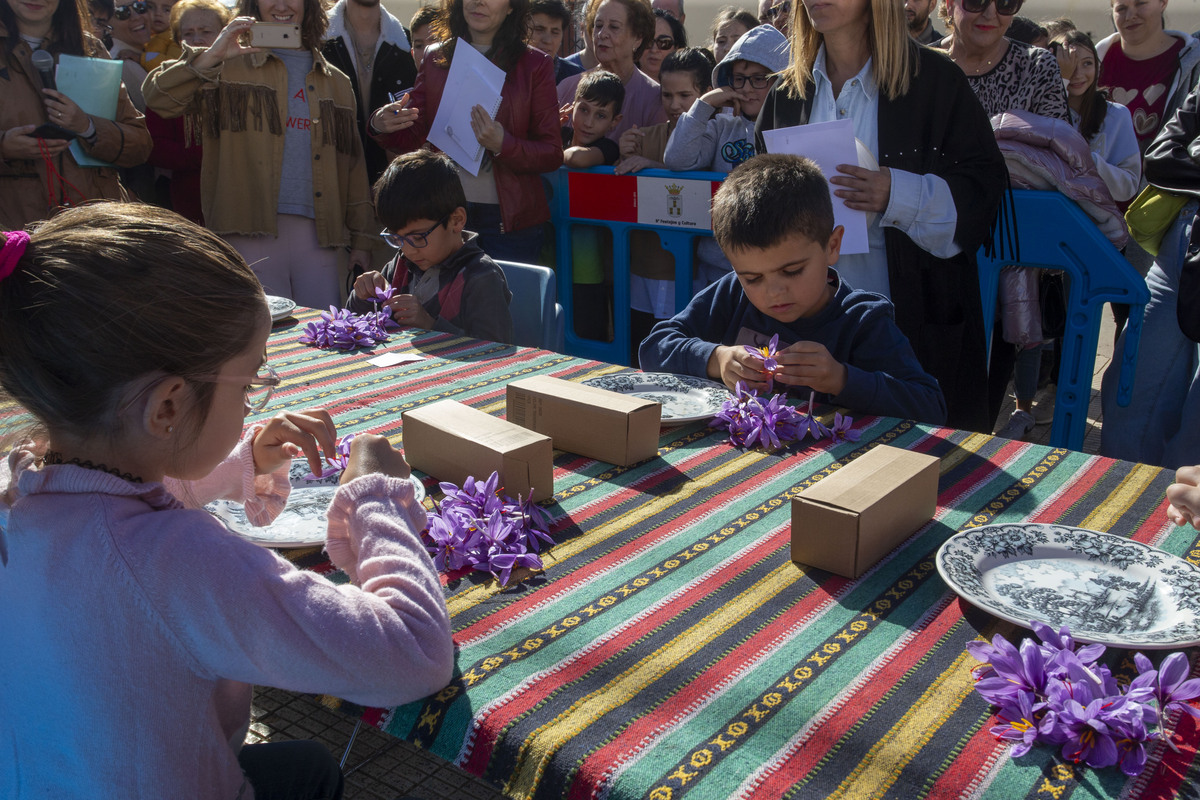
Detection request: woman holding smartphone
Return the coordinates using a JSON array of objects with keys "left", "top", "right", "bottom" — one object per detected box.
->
[
  {"left": 144, "top": 0, "right": 374, "bottom": 309},
  {"left": 0, "top": 0, "right": 151, "bottom": 229}
]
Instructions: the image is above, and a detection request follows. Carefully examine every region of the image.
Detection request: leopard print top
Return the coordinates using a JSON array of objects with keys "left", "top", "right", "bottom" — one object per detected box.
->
[{"left": 966, "top": 39, "right": 1070, "bottom": 121}]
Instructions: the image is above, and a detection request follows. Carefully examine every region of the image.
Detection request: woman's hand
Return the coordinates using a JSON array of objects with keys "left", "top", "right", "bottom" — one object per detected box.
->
[
  {"left": 370, "top": 93, "right": 418, "bottom": 134},
  {"left": 192, "top": 16, "right": 260, "bottom": 70},
  {"left": 470, "top": 104, "right": 505, "bottom": 154},
  {"left": 41, "top": 90, "right": 89, "bottom": 134},
  {"left": 388, "top": 294, "right": 435, "bottom": 330},
  {"left": 1, "top": 125, "right": 71, "bottom": 159},
  {"left": 707, "top": 345, "right": 773, "bottom": 393},
  {"left": 830, "top": 164, "right": 891, "bottom": 214},
  {"left": 252, "top": 408, "right": 338, "bottom": 477},
  {"left": 340, "top": 433, "right": 411, "bottom": 485},
  {"left": 1167, "top": 465, "right": 1200, "bottom": 528}
]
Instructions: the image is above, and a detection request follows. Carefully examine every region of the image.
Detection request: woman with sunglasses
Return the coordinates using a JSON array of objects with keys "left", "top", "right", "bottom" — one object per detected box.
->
[
  {"left": 637, "top": 7, "right": 684, "bottom": 82},
  {"left": 144, "top": 0, "right": 375, "bottom": 310},
  {"left": 754, "top": 0, "right": 1007, "bottom": 433},
  {"left": 108, "top": 0, "right": 150, "bottom": 109},
  {"left": 941, "top": 0, "right": 1068, "bottom": 121},
  {"left": 556, "top": 0, "right": 666, "bottom": 138},
  {"left": 368, "top": 0, "right": 562, "bottom": 265},
  {"left": 0, "top": 0, "right": 152, "bottom": 230}
]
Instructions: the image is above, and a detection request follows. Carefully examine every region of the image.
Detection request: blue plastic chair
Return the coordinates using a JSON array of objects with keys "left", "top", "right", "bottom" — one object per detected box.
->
[
  {"left": 976, "top": 189, "right": 1150, "bottom": 451},
  {"left": 497, "top": 260, "right": 565, "bottom": 352}
]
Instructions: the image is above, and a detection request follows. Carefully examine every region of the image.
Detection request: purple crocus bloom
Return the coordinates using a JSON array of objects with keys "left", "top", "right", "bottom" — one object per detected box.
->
[
  {"left": 1055, "top": 698, "right": 1120, "bottom": 769},
  {"left": 828, "top": 412, "right": 861, "bottom": 443},
  {"left": 425, "top": 515, "right": 469, "bottom": 571},
  {"left": 373, "top": 285, "right": 397, "bottom": 304},
  {"left": 967, "top": 635, "right": 1050, "bottom": 703},
  {"left": 744, "top": 333, "right": 780, "bottom": 375},
  {"left": 1131, "top": 652, "right": 1200, "bottom": 719},
  {"left": 1108, "top": 711, "right": 1152, "bottom": 776},
  {"left": 489, "top": 549, "right": 543, "bottom": 586},
  {"left": 991, "top": 689, "right": 1052, "bottom": 757}
]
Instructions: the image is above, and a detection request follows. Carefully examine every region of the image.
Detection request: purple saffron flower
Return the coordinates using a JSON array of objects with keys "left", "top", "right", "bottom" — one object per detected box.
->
[
  {"left": 991, "top": 689, "right": 1053, "bottom": 757},
  {"left": 968, "top": 635, "right": 1051, "bottom": 704},
  {"left": 373, "top": 285, "right": 397, "bottom": 304},
  {"left": 828, "top": 412, "right": 861, "bottom": 443},
  {"left": 1131, "top": 652, "right": 1200, "bottom": 720},
  {"left": 298, "top": 306, "right": 391, "bottom": 351},
  {"left": 425, "top": 515, "right": 470, "bottom": 571},
  {"left": 304, "top": 433, "right": 356, "bottom": 480},
  {"left": 744, "top": 333, "right": 781, "bottom": 375},
  {"left": 1055, "top": 698, "right": 1120, "bottom": 769}
]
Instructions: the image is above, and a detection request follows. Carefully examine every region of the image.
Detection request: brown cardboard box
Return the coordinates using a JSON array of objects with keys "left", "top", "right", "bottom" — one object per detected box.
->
[
  {"left": 791, "top": 445, "right": 940, "bottom": 577},
  {"left": 402, "top": 400, "right": 554, "bottom": 501},
  {"left": 506, "top": 376, "right": 661, "bottom": 466}
]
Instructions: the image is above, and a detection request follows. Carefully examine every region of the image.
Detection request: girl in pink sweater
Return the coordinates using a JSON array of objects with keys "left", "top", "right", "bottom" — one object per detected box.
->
[{"left": 0, "top": 203, "right": 454, "bottom": 799}]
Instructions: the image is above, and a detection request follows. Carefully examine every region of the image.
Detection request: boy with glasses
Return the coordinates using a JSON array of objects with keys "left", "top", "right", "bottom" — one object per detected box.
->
[{"left": 346, "top": 151, "right": 514, "bottom": 344}]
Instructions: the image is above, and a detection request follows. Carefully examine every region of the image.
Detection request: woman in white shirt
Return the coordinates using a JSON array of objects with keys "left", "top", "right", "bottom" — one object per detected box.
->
[{"left": 1054, "top": 28, "right": 1141, "bottom": 203}]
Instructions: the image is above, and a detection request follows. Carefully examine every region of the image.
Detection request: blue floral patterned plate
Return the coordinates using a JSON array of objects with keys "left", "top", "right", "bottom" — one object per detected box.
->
[
  {"left": 206, "top": 458, "right": 426, "bottom": 548},
  {"left": 582, "top": 373, "right": 730, "bottom": 425},
  {"left": 936, "top": 523, "right": 1200, "bottom": 648}
]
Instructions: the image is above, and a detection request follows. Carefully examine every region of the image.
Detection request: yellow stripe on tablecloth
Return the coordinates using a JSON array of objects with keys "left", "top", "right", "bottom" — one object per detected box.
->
[
  {"left": 444, "top": 450, "right": 765, "bottom": 617},
  {"left": 825, "top": 649, "right": 979, "bottom": 800},
  {"left": 1079, "top": 462, "right": 1161, "bottom": 532},
  {"left": 937, "top": 433, "right": 992, "bottom": 474},
  {"left": 503, "top": 560, "right": 806, "bottom": 799}
]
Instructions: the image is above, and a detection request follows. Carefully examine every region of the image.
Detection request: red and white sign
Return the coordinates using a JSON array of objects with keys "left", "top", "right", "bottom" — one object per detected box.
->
[{"left": 567, "top": 172, "right": 719, "bottom": 231}]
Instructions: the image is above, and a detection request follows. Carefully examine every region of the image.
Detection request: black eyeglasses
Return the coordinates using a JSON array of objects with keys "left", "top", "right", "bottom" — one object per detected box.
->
[
  {"left": 730, "top": 72, "right": 774, "bottom": 89},
  {"left": 650, "top": 35, "right": 675, "bottom": 51},
  {"left": 959, "top": 0, "right": 1024, "bottom": 16},
  {"left": 380, "top": 213, "right": 450, "bottom": 250},
  {"left": 768, "top": 1, "right": 790, "bottom": 19},
  {"left": 113, "top": 1, "right": 148, "bottom": 19}
]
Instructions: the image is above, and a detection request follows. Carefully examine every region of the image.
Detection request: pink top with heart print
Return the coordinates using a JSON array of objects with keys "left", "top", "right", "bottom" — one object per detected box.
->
[{"left": 1100, "top": 37, "right": 1186, "bottom": 154}]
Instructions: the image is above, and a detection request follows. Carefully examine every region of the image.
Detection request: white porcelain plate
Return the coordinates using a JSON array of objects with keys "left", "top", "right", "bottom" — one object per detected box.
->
[
  {"left": 207, "top": 458, "right": 426, "bottom": 548},
  {"left": 936, "top": 523, "right": 1200, "bottom": 648},
  {"left": 582, "top": 372, "right": 730, "bottom": 425},
  {"left": 267, "top": 295, "right": 297, "bottom": 322}
]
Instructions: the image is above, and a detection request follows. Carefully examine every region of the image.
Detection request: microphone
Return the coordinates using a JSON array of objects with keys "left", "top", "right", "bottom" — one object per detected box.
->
[{"left": 31, "top": 49, "right": 56, "bottom": 91}]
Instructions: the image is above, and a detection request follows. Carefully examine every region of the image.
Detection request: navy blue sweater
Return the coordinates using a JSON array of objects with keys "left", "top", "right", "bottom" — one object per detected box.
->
[{"left": 639, "top": 269, "right": 947, "bottom": 424}]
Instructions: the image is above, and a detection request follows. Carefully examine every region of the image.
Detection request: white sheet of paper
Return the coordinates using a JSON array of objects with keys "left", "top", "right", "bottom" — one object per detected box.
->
[
  {"left": 368, "top": 351, "right": 426, "bottom": 367},
  {"left": 760, "top": 119, "right": 870, "bottom": 255},
  {"left": 427, "top": 44, "right": 505, "bottom": 176}
]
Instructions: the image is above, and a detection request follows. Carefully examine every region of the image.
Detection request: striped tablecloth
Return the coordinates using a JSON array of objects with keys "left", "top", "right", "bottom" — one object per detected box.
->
[{"left": 263, "top": 311, "right": 1200, "bottom": 800}]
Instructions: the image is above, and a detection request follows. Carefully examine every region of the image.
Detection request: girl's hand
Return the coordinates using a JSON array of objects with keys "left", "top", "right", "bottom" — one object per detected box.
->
[
  {"left": 830, "top": 164, "right": 891, "bottom": 214},
  {"left": 774, "top": 341, "right": 848, "bottom": 396},
  {"left": 1, "top": 125, "right": 71, "bottom": 159},
  {"left": 370, "top": 93, "right": 418, "bottom": 134},
  {"left": 388, "top": 294, "right": 435, "bottom": 330},
  {"left": 252, "top": 408, "right": 338, "bottom": 477},
  {"left": 470, "top": 104, "right": 504, "bottom": 153},
  {"left": 192, "top": 16, "right": 260, "bottom": 70},
  {"left": 614, "top": 154, "right": 660, "bottom": 174},
  {"left": 340, "top": 433, "right": 411, "bottom": 485},
  {"left": 41, "top": 90, "right": 88, "bottom": 133},
  {"left": 1167, "top": 465, "right": 1200, "bottom": 528},
  {"left": 353, "top": 270, "right": 389, "bottom": 300},
  {"left": 707, "top": 344, "right": 773, "bottom": 393},
  {"left": 618, "top": 125, "right": 643, "bottom": 156},
  {"left": 558, "top": 101, "right": 574, "bottom": 127}
]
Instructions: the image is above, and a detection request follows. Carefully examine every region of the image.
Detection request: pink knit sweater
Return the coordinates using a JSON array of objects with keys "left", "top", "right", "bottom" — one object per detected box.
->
[{"left": 0, "top": 435, "right": 453, "bottom": 799}]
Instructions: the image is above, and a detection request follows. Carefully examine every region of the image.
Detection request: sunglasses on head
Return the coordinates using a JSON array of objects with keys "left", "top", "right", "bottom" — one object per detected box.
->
[
  {"left": 958, "top": 0, "right": 1023, "bottom": 16},
  {"left": 113, "top": 1, "right": 149, "bottom": 18},
  {"left": 650, "top": 35, "right": 675, "bottom": 51}
]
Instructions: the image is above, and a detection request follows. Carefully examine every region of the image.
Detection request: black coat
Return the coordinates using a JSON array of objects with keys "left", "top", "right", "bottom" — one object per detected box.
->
[
  {"left": 755, "top": 43, "right": 1006, "bottom": 433},
  {"left": 322, "top": 35, "right": 417, "bottom": 185}
]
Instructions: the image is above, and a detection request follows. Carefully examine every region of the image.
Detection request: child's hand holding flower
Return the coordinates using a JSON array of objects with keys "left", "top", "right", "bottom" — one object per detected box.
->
[
  {"left": 339, "top": 433, "right": 411, "bottom": 485},
  {"left": 252, "top": 409, "right": 338, "bottom": 478},
  {"left": 707, "top": 343, "right": 776, "bottom": 393},
  {"left": 772, "top": 340, "right": 848, "bottom": 396},
  {"left": 353, "top": 270, "right": 391, "bottom": 303},
  {"left": 387, "top": 294, "right": 436, "bottom": 331}
]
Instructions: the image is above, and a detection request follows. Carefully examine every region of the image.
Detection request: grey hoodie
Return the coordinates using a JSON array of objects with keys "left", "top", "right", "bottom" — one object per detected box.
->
[{"left": 663, "top": 24, "right": 790, "bottom": 173}]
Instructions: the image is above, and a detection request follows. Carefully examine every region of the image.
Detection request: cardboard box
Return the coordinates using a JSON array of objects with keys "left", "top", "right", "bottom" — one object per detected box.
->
[
  {"left": 402, "top": 400, "right": 554, "bottom": 502},
  {"left": 506, "top": 375, "right": 661, "bottom": 466},
  {"left": 791, "top": 445, "right": 940, "bottom": 578}
]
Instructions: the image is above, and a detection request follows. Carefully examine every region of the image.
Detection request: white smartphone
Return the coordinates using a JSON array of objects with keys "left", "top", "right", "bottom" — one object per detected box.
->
[{"left": 249, "top": 22, "right": 302, "bottom": 48}]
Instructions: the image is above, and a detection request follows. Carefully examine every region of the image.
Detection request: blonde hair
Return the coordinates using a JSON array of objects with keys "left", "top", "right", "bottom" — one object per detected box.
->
[
  {"left": 779, "top": 0, "right": 916, "bottom": 101},
  {"left": 169, "top": 0, "right": 231, "bottom": 43}
]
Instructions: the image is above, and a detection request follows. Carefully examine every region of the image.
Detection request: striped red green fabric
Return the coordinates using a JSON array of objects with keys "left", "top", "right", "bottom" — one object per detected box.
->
[{"left": 263, "top": 312, "right": 1199, "bottom": 800}]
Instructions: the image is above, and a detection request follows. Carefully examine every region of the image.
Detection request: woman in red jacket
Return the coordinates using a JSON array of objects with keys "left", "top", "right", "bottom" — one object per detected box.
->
[{"left": 368, "top": 0, "right": 562, "bottom": 264}]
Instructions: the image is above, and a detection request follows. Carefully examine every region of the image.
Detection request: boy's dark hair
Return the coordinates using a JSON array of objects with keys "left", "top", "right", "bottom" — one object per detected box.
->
[
  {"left": 410, "top": 4, "right": 441, "bottom": 30},
  {"left": 374, "top": 150, "right": 466, "bottom": 231},
  {"left": 529, "top": 0, "right": 571, "bottom": 27},
  {"left": 1005, "top": 15, "right": 1047, "bottom": 45},
  {"left": 660, "top": 47, "right": 714, "bottom": 92},
  {"left": 712, "top": 154, "right": 834, "bottom": 252},
  {"left": 574, "top": 69, "right": 626, "bottom": 116}
]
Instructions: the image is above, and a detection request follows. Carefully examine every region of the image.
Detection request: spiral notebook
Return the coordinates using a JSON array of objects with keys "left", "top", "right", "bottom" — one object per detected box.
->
[{"left": 427, "top": 42, "right": 504, "bottom": 177}]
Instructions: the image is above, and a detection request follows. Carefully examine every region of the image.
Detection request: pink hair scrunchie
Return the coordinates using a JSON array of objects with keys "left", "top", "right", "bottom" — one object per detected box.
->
[{"left": 0, "top": 231, "right": 30, "bottom": 282}]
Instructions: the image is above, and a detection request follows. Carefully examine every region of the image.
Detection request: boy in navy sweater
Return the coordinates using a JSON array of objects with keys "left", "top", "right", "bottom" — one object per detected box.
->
[
  {"left": 347, "top": 150, "right": 513, "bottom": 344},
  {"left": 639, "top": 154, "right": 946, "bottom": 424}
]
